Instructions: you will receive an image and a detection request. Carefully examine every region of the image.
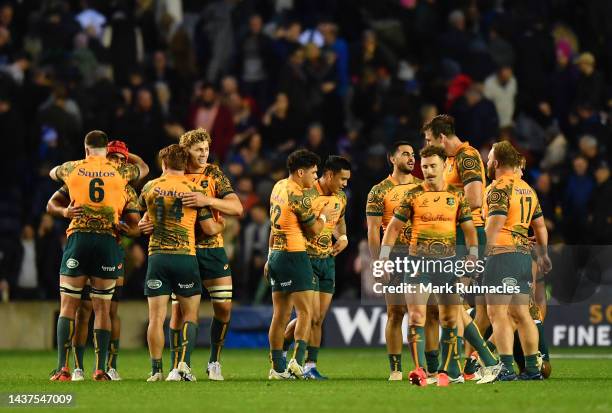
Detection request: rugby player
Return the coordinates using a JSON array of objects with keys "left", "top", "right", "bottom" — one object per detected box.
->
[
  {"left": 46, "top": 140, "right": 144, "bottom": 381},
  {"left": 139, "top": 129, "right": 243, "bottom": 381},
  {"left": 423, "top": 115, "right": 491, "bottom": 380},
  {"left": 483, "top": 141, "right": 552, "bottom": 381},
  {"left": 366, "top": 141, "right": 421, "bottom": 381},
  {"left": 282, "top": 156, "right": 351, "bottom": 379},
  {"left": 139, "top": 144, "right": 225, "bottom": 382},
  {"left": 266, "top": 149, "right": 335, "bottom": 379},
  {"left": 380, "top": 145, "right": 501, "bottom": 387},
  {"left": 48, "top": 131, "right": 141, "bottom": 381}
]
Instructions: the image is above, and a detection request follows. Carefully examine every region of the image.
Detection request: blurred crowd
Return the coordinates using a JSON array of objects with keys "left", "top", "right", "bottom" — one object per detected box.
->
[{"left": 1, "top": 0, "right": 611, "bottom": 302}]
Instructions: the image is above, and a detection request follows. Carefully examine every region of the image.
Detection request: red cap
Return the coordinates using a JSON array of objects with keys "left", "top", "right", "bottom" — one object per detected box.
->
[{"left": 107, "top": 140, "right": 129, "bottom": 160}]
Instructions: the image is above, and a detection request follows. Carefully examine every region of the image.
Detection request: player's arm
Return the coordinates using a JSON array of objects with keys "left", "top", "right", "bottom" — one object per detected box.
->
[
  {"left": 458, "top": 192, "right": 478, "bottom": 257},
  {"left": 46, "top": 187, "right": 83, "bottom": 219},
  {"left": 117, "top": 212, "right": 142, "bottom": 238},
  {"left": 198, "top": 208, "right": 226, "bottom": 236},
  {"left": 302, "top": 201, "right": 335, "bottom": 236},
  {"left": 379, "top": 216, "right": 403, "bottom": 259},
  {"left": 366, "top": 215, "right": 383, "bottom": 259},
  {"left": 127, "top": 152, "right": 149, "bottom": 181},
  {"left": 182, "top": 192, "right": 244, "bottom": 216},
  {"left": 485, "top": 215, "right": 506, "bottom": 248},
  {"left": 531, "top": 213, "right": 552, "bottom": 274},
  {"left": 49, "top": 161, "right": 74, "bottom": 182},
  {"left": 332, "top": 215, "right": 348, "bottom": 256},
  {"left": 458, "top": 152, "right": 484, "bottom": 210}
]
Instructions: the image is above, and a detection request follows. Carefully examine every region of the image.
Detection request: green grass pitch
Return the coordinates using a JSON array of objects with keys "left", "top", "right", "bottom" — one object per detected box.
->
[{"left": 1, "top": 348, "right": 611, "bottom": 413}]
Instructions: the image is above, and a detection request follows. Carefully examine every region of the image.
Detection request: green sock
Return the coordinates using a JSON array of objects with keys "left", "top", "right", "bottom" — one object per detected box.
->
[
  {"left": 283, "top": 336, "right": 294, "bottom": 352},
  {"left": 306, "top": 346, "right": 319, "bottom": 363},
  {"left": 270, "top": 350, "right": 286, "bottom": 372},
  {"left": 484, "top": 326, "right": 493, "bottom": 341},
  {"left": 107, "top": 339, "right": 119, "bottom": 370},
  {"left": 209, "top": 318, "right": 229, "bottom": 363},
  {"left": 93, "top": 329, "right": 111, "bottom": 372},
  {"left": 388, "top": 354, "right": 402, "bottom": 372},
  {"left": 180, "top": 321, "right": 198, "bottom": 367},
  {"left": 151, "top": 358, "right": 163, "bottom": 374},
  {"left": 293, "top": 340, "right": 308, "bottom": 365},
  {"left": 525, "top": 354, "right": 539, "bottom": 375},
  {"left": 425, "top": 350, "right": 439, "bottom": 374},
  {"left": 536, "top": 322, "right": 550, "bottom": 361},
  {"left": 407, "top": 325, "right": 427, "bottom": 370},
  {"left": 486, "top": 340, "right": 497, "bottom": 353},
  {"left": 440, "top": 327, "right": 461, "bottom": 379},
  {"left": 56, "top": 317, "right": 74, "bottom": 371},
  {"left": 169, "top": 328, "right": 181, "bottom": 369},
  {"left": 513, "top": 331, "right": 525, "bottom": 372},
  {"left": 464, "top": 321, "right": 498, "bottom": 366},
  {"left": 500, "top": 354, "right": 515, "bottom": 374},
  {"left": 73, "top": 345, "right": 85, "bottom": 370},
  {"left": 457, "top": 336, "right": 465, "bottom": 364}
]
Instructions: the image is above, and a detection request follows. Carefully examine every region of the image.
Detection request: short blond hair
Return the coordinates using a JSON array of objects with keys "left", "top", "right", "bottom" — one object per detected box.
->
[{"left": 179, "top": 128, "right": 212, "bottom": 148}]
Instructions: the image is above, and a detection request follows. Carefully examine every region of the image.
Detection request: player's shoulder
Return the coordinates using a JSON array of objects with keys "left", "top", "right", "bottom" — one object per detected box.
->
[
  {"left": 204, "top": 163, "right": 225, "bottom": 179},
  {"left": 337, "top": 189, "right": 347, "bottom": 202},
  {"left": 402, "top": 183, "right": 426, "bottom": 199},
  {"left": 368, "top": 176, "right": 394, "bottom": 199},
  {"left": 125, "top": 184, "right": 137, "bottom": 196},
  {"left": 141, "top": 178, "right": 159, "bottom": 194},
  {"left": 114, "top": 162, "right": 139, "bottom": 179},
  {"left": 446, "top": 183, "right": 465, "bottom": 196}
]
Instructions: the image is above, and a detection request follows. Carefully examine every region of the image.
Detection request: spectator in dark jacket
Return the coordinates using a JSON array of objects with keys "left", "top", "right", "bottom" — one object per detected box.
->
[{"left": 575, "top": 52, "right": 605, "bottom": 109}]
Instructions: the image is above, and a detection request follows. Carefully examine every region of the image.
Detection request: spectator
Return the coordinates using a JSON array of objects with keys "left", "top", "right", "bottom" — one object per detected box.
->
[
  {"left": 261, "top": 92, "right": 298, "bottom": 156},
  {"left": 37, "top": 83, "right": 81, "bottom": 161},
  {"left": 36, "top": 213, "right": 62, "bottom": 299},
  {"left": 235, "top": 175, "right": 260, "bottom": 215},
  {"left": 450, "top": 84, "right": 499, "bottom": 148},
  {"left": 549, "top": 40, "right": 577, "bottom": 133},
  {"left": 484, "top": 64, "right": 517, "bottom": 128},
  {"left": 574, "top": 52, "right": 605, "bottom": 109},
  {"left": 534, "top": 172, "right": 558, "bottom": 235},
  {"left": 302, "top": 123, "right": 331, "bottom": 162},
  {"left": 103, "top": 9, "right": 144, "bottom": 86},
  {"left": 321, "top": 22, "right": 349, "bottom": 98},
  {"left": 241, "top": 204, "right": 270, "bottom": 298},
  {"left": 187, "top": 82, "right": 235, "bottom": 162},
  {"left": 563, "top": 155, "right": 595, "bottom": 243},
  {"left": 588, "top": 161, "right": 612, "bottom": 244},
  {"left": 237, "top": 14, "right": 274, "bottom": 109},
  {"left": 14, "top": 224, "right": 39, "bottom": 299},
  {"left": 350, "top": 30, "right": 396, "bottom": 79}
]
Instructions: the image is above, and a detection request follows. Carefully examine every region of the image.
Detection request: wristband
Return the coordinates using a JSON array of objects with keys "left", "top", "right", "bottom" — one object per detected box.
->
[
  {"left": 379, "top": 245, "right": 391, "bottom": 260},
  {"left": 338, "top": 235, "right": 348, "bottom": 242},
  {"left": 468, "top": 246, "right": 478, "bottom": 257},
  {"left": 319, "top": 214, "right": 327, "bottom": 225}
]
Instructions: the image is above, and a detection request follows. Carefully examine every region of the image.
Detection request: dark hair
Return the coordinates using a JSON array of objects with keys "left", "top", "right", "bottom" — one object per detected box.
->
[
  {"left": 419, "top": 145, "right": 447, "bottom": 162},
  {"left": 323, "top": 156, "right": 351, "bottom": 174},
  {"left": 492, "top": 141, "right": 521, "bottom": 168},
  {"left": 158, "top": 144, "right": 188, "bottom": 170},
  {"left": 287, "top": 149, "right": 320, "bottom": 173},
  {"left": 84, "top": 130, "right": 108, "bottom": 148},
  {"left": 421, "top": 114, "right": 455, "bottom": 138},
  {"left": 387, "top": 140, "right": 413, "bottom": 159}
]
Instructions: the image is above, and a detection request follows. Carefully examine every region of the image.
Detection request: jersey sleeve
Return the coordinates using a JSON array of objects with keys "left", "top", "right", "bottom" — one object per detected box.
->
[
  {"left": 366, "top": 184, "right": 384, "bottom": 216},
  {"left": 339, "top": 191, "right": 347, "bottom": 219},
  {"left": 393, "top": 191, "right": 414, "bottom": 223},
  {"left": 532, "top": 199, "right": 543, "bottom": 220},
  {"left": 456, "top": 150, "right": 484, "bottom": 185},
  {"left": 124, "top": 185, "right": 140, "bottom": 214},
  {"left": 197, "top": 206, "right": 214, "bottom": 221},
  {"left": 54, "top": 161, "right": 78, "bottom": 182},
  {"left": 138, "top": 182, "right": 152, "bottom": 212},
  {"left": 289, "top": 188, "right": 316, "bottom": 226},
  {"left": 457, "top": 191, "right": 473, "bottom": 223},
  {"left": 487, "top": 182, "right": 511, "bottom": 217},
  {"left": 215, "top": 169, "right": 235, "bottom": 199},
  {"left": 117, "top": 163, "right": 140, "bottom": 183}
]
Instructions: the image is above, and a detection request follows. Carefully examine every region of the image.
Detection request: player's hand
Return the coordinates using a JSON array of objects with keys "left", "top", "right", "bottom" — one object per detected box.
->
[
  {"left": 116, "top": 221, "right": 131, "bottom": 235},
  {"left": 138, "top": 214, "right": 154, "bottom": 235},
  {"left": 63, "top": 200, "right": 83, "bottom": 219},
  {"left": 216, "top": 214, "right": 226, "bottom": 229},
  {"left": 537, "top": 254, "right": 552, "bottom": 274},
  {"left": 319, "top": 202, "right": 336, "bottom": 221},
  {"left": 263, "top": 261, "right": 269, "bottom": 281},
  {"left": 182, "top": 192, "right": 214, "bottom": 208},
  {"left": 332, "top": 238, "right": 348, "bottom": 256}
]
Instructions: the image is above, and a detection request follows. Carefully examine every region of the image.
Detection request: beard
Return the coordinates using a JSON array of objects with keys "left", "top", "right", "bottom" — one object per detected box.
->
[
  {"left": 397, "top": 164, "right": 413, "bottom": 174},
  {"left": 487, "top": 164, "right": 495, "bottom": 179}
]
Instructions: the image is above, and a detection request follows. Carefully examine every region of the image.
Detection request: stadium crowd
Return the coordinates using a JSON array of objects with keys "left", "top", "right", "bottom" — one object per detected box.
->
[{"left": 0, "top": 0, "right": 611, "bottom": 302}]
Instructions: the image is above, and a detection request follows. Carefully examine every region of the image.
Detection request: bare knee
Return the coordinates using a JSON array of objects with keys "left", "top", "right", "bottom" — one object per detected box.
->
[
  {"left": 213, "top": 301, "right": 232, "bottom": 322},
  {"left": 387, "top": 306, "right": 405, "bottom": 326}
]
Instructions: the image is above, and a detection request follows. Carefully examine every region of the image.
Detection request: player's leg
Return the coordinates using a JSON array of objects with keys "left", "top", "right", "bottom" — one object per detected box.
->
[
  {"left": 269, "top": 291, "right": 293, "bottom": 377},
  {"left": 534, "top": 276, "right": 551, "bottom": 377},
  {"left": 385, "top": 304, "right": 406, "bottom": 380},
  {"left": 71, "top": 292, "right": 92, "bottom": 380},
  {"left": 424, "top": 303, "right": 440, "bottom": 378},
  {"left": 283, "top": 317, "right": 296, "bottom": 357},
  {"left": 50, "top": 274, "right": 86, "bottom": 381},
  {"left": 168, "top": 295, "right": 183, "bottom": 374},
  {"left": 175, "top": 292, "right": 202, "bottom": 381},
  {"left": 486, "top": 297, "right": 514, "bottom": 380},
  {"left": 147, "top": 295, "right": 169, "bottom": 381},
  {"left": 436, "top": 299, "right": 462, "bottom": 386},
  {"left": 90, "top": 275, "right": 116, "bottom": 380},
  {"left": 288, "top": 289, "right": 315, "bottom": 377},
  {"left": 510, "top": 295, "right": 542, "bottom": 380},
  {"left": 199, "top": 247, "right": 233, "bottom": 380},
  {"left": 203, "top": 275, "right": 232, "bottom": 379},
  {"left": 106, "top": 276, "right": 123, "bottom": 380},
  {"left": 305, "top": 290, "right": 321, "bottom": 365},
  {"left": 460, "top": 307, "right": 498, "bottom": 367},
  {"left": 305, "top": 291, "right": 332, "bottom": 378}
]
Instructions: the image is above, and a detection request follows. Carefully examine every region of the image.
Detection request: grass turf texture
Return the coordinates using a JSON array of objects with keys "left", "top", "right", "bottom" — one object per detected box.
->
[{"left": 1, "top": 348, "right": 611, "bottom": 413}]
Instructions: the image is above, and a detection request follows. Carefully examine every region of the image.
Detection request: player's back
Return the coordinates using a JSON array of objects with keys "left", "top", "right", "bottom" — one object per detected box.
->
[
  {"left": 140, "top": 175, "right": 200, "bottom": 256},
  {"left": 305, "top": 182, "right": 346, "bottom": 257},
  {"left": 444, "top": 142, "right": 485, "bottom": 226},
  {"left": 486, "top": 173, "right": 542, "bottom": 254},
  {"left": 269, "top": 178, "right": 314, "bottom": 252},
  {"left": 59, "top": 156, "right": 130, "bottom": 236}
]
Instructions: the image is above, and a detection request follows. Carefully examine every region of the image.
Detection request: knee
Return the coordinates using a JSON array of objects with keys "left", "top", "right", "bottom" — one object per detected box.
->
[
  {"left": 439, "top": 313, "right": 456, "bottom": 327},
  {"left": 387, "top": 307, "right": 405, "bottom": 325},
  {"left": 213, "top": 302, "right": 232, "bottom": 321},
  {"left": 408, "top": 311, "right": 425, "bottom": 326},
  {"left": 311, "top": 313, "right": 323, "bottom": 327}
]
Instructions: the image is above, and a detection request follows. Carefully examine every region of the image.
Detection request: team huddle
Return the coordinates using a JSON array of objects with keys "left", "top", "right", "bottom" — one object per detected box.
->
[{"left": 45, "top": 114, "right": 552, "bottom": 384}]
